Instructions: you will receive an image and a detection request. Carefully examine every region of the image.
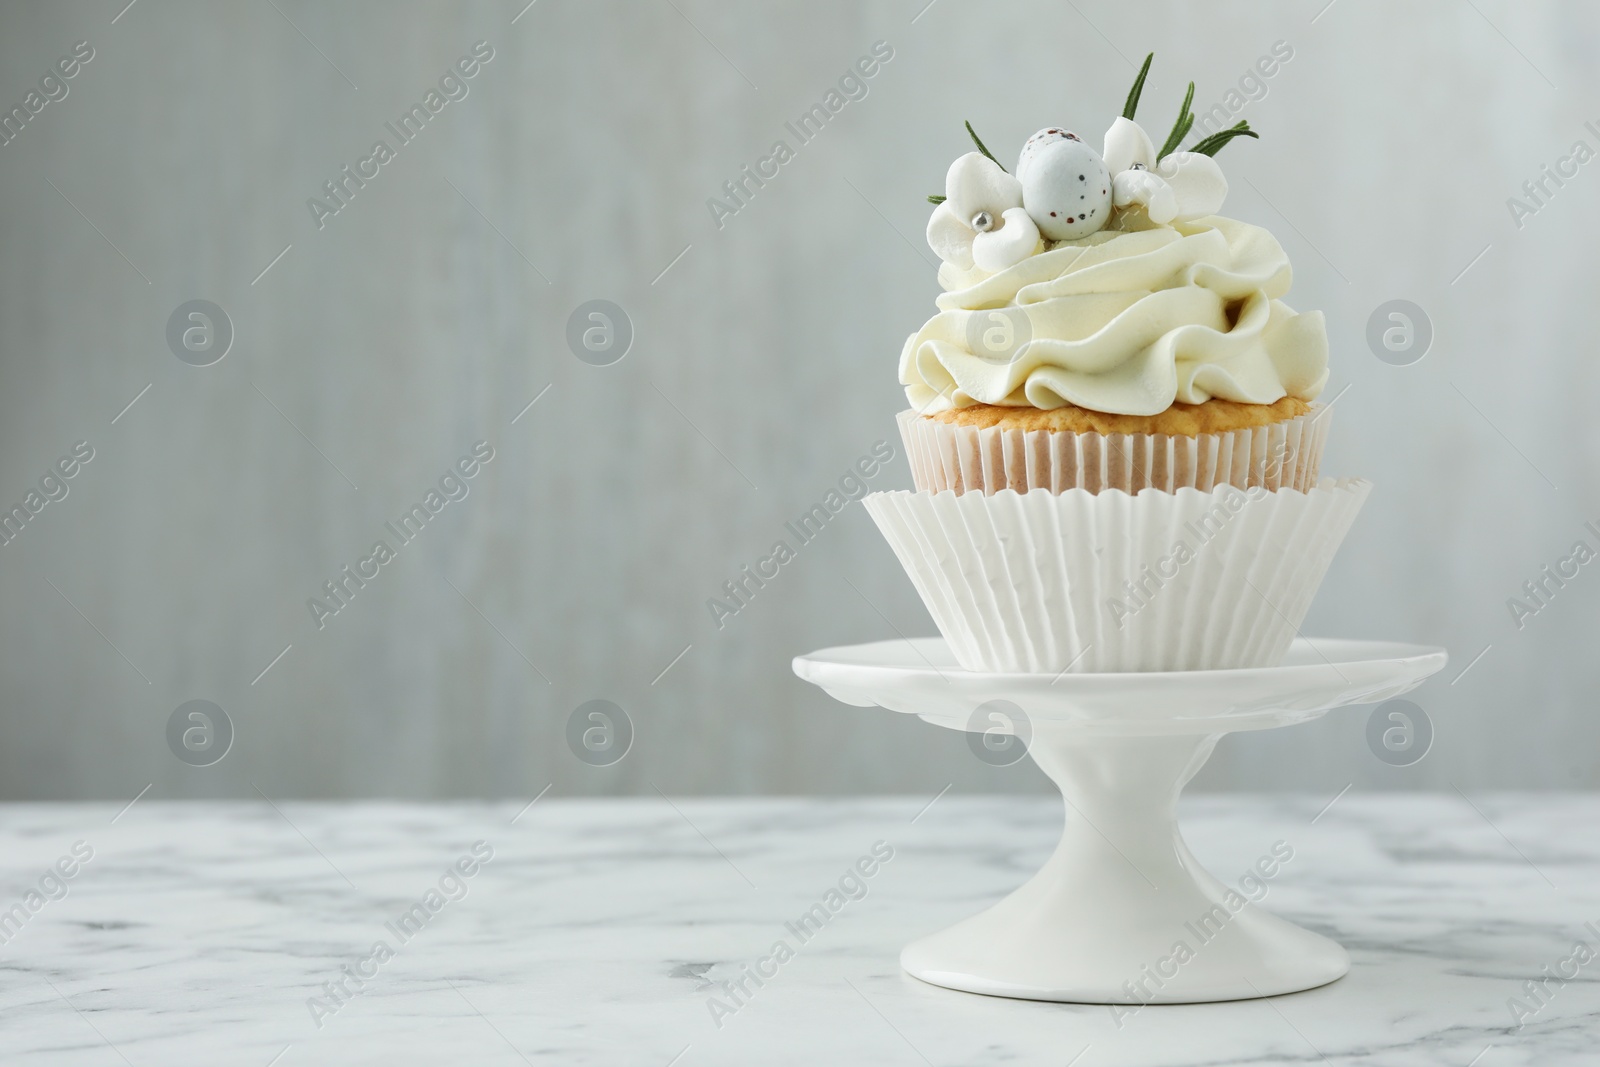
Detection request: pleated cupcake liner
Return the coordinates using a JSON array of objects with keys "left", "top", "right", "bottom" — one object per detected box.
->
[
  {"left": 862, "top": 478, "right": 1370, "bottom": 674},
  {"left": 897, "top": 405, "right": 1329, "bottom": 496}
]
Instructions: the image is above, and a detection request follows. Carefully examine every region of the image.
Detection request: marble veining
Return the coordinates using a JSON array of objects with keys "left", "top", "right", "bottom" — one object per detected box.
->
[{"left": 0, "top": 795, "right": 1596, "bottom": 1065}]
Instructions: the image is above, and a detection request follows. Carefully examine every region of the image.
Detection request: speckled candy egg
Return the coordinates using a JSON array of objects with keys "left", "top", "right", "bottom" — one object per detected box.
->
[
  {"left": 1019, "top": 136, "right": 1112, "bottom": 241},
  {"left": 1016, "top": 127, "right": 1081, "bottom": 183}
]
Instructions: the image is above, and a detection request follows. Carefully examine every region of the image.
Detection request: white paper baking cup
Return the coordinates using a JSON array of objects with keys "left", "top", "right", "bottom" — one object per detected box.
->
[
  {"left": 863, "top": 478, "right": 1370, "bottom": 673},
  {"left": 898, "top": 405, "right": 1329, "bottom": 495}
]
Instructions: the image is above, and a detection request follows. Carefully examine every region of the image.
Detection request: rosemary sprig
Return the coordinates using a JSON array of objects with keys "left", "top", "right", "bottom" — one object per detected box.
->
[
  {"left": 1157, "top": 81, "right": 1194, "bottom": 160},
  {"left": 927, "top": 194, "right": 946, "bottom": 204},
  {"left": 1189, "top": 120, "right": 1259, "bottom": 157},
  {"left": 1122, "top": 52, "right": 1154, "bottom": 120},
  {"left": 965, "top": 120, "right": 1006, "bottom": 172}
]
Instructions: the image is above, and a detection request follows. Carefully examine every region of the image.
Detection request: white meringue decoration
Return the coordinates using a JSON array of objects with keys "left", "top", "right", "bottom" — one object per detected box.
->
[
  {"left": 1103, "top": 116, "right": 1158, "bottom": 177},
  {"left": 973, "top": 207, "right": 1042, "bottom": 272},
  {"left": 1113, "top": 167, "right": 1177, "bottom": 223},
  {"left": 926, "top": 203, "right": 979, "bottom": 269},
  {"left": 925, "top": 152, "right": 1041, "bottom": 272},
  {"left": 1102, "top": 116, "right": 1229, "bottom": 223},
  {"left": 1154, "top": 152, "right": 1227, "bottom": 218}
]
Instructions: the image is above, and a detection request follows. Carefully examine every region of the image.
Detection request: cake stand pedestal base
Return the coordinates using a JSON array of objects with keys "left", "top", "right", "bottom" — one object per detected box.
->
[
  {"left": 793, "top": 637, "right": 1447, "bottom": 1004},
  {"left": 903, "top": 730, "right": 1344, "bottom": 1003}
]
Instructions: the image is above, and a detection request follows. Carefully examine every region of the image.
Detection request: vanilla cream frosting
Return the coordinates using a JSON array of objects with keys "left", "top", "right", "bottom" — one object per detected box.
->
[{"left": 900, "top": 214, "right": 1328, "bottom": 416}]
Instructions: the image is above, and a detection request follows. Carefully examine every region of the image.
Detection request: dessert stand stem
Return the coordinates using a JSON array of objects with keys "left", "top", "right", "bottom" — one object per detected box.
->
[{"left": 903, "top": 726, "right": 1345, "bottom": 1003}]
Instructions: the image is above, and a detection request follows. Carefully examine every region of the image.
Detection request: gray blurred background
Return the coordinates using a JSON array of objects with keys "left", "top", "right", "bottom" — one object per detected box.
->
[{"left": 0, "top": 0, "right": 1592, "bottom": 800}]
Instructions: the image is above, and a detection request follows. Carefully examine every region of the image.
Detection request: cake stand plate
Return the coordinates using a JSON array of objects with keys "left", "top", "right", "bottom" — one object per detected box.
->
[{"left": 793, "top": 638, "right": 1447, "bottom": 1004}]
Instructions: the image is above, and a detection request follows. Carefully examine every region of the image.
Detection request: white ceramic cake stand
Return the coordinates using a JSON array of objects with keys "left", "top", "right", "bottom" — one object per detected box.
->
[{"left": 793, "top": 637, "right": 1447, "bottom": 1004}]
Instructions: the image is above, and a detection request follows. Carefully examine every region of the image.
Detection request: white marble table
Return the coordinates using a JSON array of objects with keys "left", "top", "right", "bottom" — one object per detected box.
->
[{"left": 0, "top": 795, "right": 1594, "bottom": 1066}]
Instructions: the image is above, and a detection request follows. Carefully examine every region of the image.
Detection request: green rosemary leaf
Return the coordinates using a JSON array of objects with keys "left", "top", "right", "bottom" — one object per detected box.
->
[
  {"left": 1157, "top": 81, "right": 1195, "bottom": 160},
  {"left": 965, "top": 120, "right": 1007, "bottom": 172},
  {"left": 1189, "top": 121, "right": 1260, "bottom": 157},
  {"left": 927, "top": 194, "right": 947, "bottom": 204},
  {"left": 1122, "top": 52, "right": 1154, "bottom": 120}
]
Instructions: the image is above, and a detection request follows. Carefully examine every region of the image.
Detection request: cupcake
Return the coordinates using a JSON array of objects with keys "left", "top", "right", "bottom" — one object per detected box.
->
[
  {"left": 901, "top": 89, "right": 1329, "bottom": 496},
  {"left": 865, "top": 56, "right": 1368, "bottom": 673}
]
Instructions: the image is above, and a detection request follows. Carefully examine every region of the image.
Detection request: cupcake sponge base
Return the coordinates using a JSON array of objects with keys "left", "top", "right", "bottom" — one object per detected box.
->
[{"left": 899, "top": 403, "right": 1329, "bottom": 496}]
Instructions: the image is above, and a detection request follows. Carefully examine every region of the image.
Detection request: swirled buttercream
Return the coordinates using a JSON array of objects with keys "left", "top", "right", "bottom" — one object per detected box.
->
[{"left": 900, "top": 215, "right": 1328, "bottom": 416}]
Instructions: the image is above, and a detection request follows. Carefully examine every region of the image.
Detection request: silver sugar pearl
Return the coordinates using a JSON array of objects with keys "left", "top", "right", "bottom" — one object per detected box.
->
[{"left": 970, "top": 210, "right": 994, "bottom": 232}]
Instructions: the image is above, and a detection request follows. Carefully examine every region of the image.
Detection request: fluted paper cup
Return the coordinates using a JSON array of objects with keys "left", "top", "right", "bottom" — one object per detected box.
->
[
  {"left": 898, "top": 406, "right": 1329, "bottom": 495},
  {"left": 863, "top": 478, "right": 1370, "bottom": 674}
]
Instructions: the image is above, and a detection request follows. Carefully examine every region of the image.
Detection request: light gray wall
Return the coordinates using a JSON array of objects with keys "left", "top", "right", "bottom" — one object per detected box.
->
[{"left": 0, "top": 0, "right": 1593, "bottom": 799}]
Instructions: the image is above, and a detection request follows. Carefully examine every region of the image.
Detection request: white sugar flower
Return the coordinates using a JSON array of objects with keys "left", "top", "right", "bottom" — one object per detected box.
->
[
  {"left": 926, "top": 152, "right": 1041, "bottom": 272},
  {"left": 1102, "top": 117, "right": 1227, "bottom": 224}
]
